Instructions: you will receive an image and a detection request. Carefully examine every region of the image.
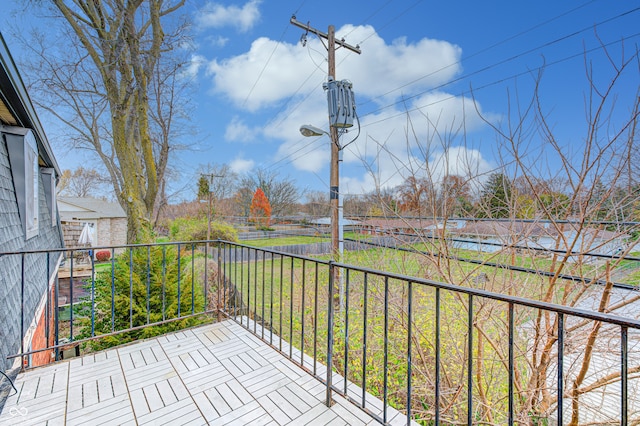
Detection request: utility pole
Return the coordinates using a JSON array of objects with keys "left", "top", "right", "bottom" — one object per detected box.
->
[
  {"left": 291, "top": 16, "right": 360, "bottom": 409},
  {"left": 201, "top": 173, "right": 224, "bottom": 245},
  {"left": 290, "top": 15, "right": 361, "bottom": 298}
]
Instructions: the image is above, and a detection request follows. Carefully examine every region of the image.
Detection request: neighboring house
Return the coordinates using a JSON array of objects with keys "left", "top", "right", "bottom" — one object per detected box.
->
[
  {"left": 450, "top": 220, "right": 630, "bottom": 258},
  {"left": 0, "top": 32, "right": 64, "bottom": 375},
  {"left": 358, "top": 217, "right": 630, "bottom": 259},
  {"left": 309, "top": 217, "right": 360, "bottom": 232},
  {"left": 358, "top": 218, "right": 437, "bottom": 235},
  {"left": 58, "top": 196, "right": 127, "bottom": 248}
]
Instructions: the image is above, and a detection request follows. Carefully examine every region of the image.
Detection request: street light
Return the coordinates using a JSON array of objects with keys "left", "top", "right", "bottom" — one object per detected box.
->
[
  {"left": 299, "top": 124, "right": 328, "bottom": 137},
  {"left": 300, "top": 124, "right": 344, "bottom": 307}
]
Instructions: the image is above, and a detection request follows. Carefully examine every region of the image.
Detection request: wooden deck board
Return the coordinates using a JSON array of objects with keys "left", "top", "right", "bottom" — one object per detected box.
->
[
  {"left": 0, "top": 319, "right": 413, "bottom": 425},
  {"left": 65, "top": 393, "right": 133, "bottom": 426},
  {"left": 257, "top": 393, "right": 294, "bottom": 424}
]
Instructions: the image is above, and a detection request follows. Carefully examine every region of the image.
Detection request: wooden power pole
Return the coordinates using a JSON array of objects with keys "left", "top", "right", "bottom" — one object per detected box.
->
[
  {"left": 290, "top": 15, "right": 361, "bottom": 295},
  {"left": 290, "top": 15, "right": 361, "bottom": 408}
]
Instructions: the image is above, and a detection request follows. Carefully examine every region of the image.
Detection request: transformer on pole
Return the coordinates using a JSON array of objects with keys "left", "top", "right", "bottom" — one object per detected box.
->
[{"left": 323, "top": 77, "right": 356, "bottom": 128}]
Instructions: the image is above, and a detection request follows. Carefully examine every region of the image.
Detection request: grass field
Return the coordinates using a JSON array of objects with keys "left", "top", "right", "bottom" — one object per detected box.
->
[{"left": 241, "top": 231, "right": 366, "bottom": 247}]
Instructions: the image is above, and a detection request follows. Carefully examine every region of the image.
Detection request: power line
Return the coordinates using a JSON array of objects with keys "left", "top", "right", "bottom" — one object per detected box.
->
[
  {"left": 240, "top": 23, "right": 291, "bottom": 109},
  {"left": 360, "top": 6, "right": 640, "bottom": 118},
  {"left": 262, "top": 4, "right": 632, "bottom": 174},
  {"left": 257, "top": 3, "right": 638, "bottom": 191},
  {"left": 360, "top": 32, "right": 640, "bottom": 129},
  {"left": 357, "top": 0, "right": 600, "bottom": 108},
  {"left": 265, "top": 32, "right": 639, "bottom": 178}
]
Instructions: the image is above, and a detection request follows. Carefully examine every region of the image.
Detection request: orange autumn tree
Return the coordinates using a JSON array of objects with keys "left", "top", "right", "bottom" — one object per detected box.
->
[{"left": 250, "top": 188, "right": 272, "bottom": 228}]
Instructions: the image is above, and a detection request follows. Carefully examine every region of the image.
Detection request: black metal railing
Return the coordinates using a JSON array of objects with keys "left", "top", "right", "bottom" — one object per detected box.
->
[
  {"left": 4, "top": 240, "right": 640, "bottom": 424},
  {"left": 216, "top": 241, "right": 640, "bottom": 425},
  {"left": 3, "top": 241, "right": 221, "bottom": 368}
]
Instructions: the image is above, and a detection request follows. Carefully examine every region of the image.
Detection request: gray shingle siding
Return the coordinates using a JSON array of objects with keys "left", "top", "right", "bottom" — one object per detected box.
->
[{"left": 0, "top": 135, "right": 63, "bottom": 372}]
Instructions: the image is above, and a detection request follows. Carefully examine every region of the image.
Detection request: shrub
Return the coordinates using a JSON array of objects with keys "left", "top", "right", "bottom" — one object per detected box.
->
[
  {"left": 77, "top": 245, "right": 209, "bottom": 351},
  {"left": 169, "top": 217, "right": 238, "bottom": 242},
  {"left": 95, "top": 250, "right": 111, "bottom": 262}
]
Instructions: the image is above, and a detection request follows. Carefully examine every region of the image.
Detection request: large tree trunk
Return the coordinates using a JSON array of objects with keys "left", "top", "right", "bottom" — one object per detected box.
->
[{"left": 50, "top": 0, "right": 184, "bottom": 243}]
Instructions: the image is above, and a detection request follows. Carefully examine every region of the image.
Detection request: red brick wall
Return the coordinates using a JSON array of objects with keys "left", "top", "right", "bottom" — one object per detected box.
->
[{"left": 29, "top": 285, "right": 55, "bottom": 367}]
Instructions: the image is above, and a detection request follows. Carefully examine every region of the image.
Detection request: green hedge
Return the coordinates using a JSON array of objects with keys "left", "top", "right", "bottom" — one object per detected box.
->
[{"left": 169, "top": 217, "right": 238, "bottom": 242}]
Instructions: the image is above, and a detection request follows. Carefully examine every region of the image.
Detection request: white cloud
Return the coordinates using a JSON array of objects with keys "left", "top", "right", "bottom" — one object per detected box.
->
[
  {"left": 206, "top": 23, "right": 495, "bottom": 193},
  {"left": 206, "top": 35, "right": 229, "bottom": 48},
  {"left": 197, "top": 0, "right": 261, "bottom": 33},
  {"left": 230, "top": 156, "right": 255, "bottom": 174},
  {"left": 180, "top": 54, "right": 206, "bottom": 79},
  {"left": 225, "top": 117, "right": 254, "bottom": 142},
  {"left": 207, "top": 37, "right": 323, "bottom": 112},
  {"left": 205, "top": 24, "right": 462, "bottom": 111}
]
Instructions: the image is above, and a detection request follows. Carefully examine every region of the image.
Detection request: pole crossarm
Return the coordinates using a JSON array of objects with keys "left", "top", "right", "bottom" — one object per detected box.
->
[{"left": 290, "top": 16, "right": 362, "bottom": 55}]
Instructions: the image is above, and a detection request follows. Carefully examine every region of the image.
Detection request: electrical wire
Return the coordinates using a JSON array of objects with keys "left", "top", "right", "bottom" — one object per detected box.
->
[
  {"left": 360, "top": 6, "right": 640, "bottom": 118},
  {"left": 263, "top": 4, "right": 634, "bottom": 174},
  {"left": 261, "top": 3, "right": 637, "bottom": 185},
  {"left": 264, "top": 45, "right": 328, "bottom": 131},
  {"left": 267, "top": 26, "right": 638, "bottom": 186},
  {"left": 340, "top": 111, "right": 360, "bottom": 150},
  {"left": 269, "top": 136, "right": 325, "bottom": 170},
  {"left": 240, "top": 23, "right": 291, "bottom": 110},
  {"left": 357, "top": 0, "right": 600, "bottom": 108},
  {"left": 0, "top": 370, "right": 18, "bottom": 397},
  {"left": 360, "top": 32, "right": 640, "bottom": 130},
  {"left": 354, "top": 0, "right": 425, "bottom": 46}
]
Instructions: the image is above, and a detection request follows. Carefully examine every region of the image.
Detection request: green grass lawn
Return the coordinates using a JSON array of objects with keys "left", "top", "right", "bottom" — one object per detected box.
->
[
  {"left": 225, "top": 239, "right": 637, "bottom": 424},
  {"left": 94, "top": 262, "right": 112, "bottom": 273},
  {"left": 241, "top": 235, "right": 330, "bottom": 247},
  {"left": 229, "top": 246, "right": 534, "bottom": 424},
  {"left": 241, "top": 232, "right": 367, "bottom": 248}
]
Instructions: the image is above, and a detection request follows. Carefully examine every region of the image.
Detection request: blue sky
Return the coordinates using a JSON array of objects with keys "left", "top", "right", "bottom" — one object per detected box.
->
[{"left": 5, "top": 0, "right": 640, "bottom": 201}]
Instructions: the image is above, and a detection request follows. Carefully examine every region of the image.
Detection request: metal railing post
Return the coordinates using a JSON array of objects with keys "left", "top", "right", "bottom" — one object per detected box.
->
[
  {"left": 20, "top": 253, "right": 25, "bottom": 369},
  {"left": 326, "top": 261, "right": 335, "bottom": 407},
  {"left": 622, "top": 326, "right": 628, "bottom": 425},
  {"left": 216, "top": 241, "right": 222, "bottom": 321},
  {"left": 54, "top": 272, "right": 60, "bottom": 361}
]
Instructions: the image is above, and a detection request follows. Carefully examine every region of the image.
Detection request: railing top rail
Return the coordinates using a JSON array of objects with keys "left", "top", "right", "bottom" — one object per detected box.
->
[
  {"left": 3, "top": 239, "right": 639, "bottom": 328},
  {"left": 0, "top": 240, "right": 331, "bottom": 265},
  {"left": 335, "top": 260, "right": 640, "bottom": 328},
  {"left": 0, "top": 239, "right": 223, "bottom": 257}
]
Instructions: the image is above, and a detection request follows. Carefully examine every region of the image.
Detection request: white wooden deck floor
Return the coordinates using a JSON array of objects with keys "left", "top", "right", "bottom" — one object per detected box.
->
[{"left": 0, "top": 320, "right": 410, "bottom": 426}]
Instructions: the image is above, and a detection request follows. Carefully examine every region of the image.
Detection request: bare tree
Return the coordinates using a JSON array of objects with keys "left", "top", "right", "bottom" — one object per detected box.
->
[
  {"left": 349, "top": 46, "right": 640, "bottom": 424},
  {"left": 304, "top": 190, "right": 330, "bottom": 217},
  {"left": 200, "top": 163, "right": 239, "bottom": 204},
  {"left": 396, "top": 176, "right": 433, "bottom": 215},
  {"left": 19, "top": 0, "right": 188, "bottom": 243},
  {"left": 57, "top": 167, "right": 110, "bottom": 198},
  {"left": 236, "top": 168, "right": 300, "bottom": 219}
]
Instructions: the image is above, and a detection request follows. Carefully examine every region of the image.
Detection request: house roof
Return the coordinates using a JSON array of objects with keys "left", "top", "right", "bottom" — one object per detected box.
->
[
  {"left": 310, "top": 217, "right": 360, "bottom": 226},
  {"left": 0, "top": 32, "right": 60, "bottom": 175},
  {"left": 453, "top": 221, "right": 549, "bottom": 238},
  {"left": 359, "top": 217, "right": 630, "bottom": 242},
  {"left": 359, "top": 218, "right": 436, "bottom": 230},
  {"left": 58, "top": 197, "right": 126, "bottom": 220}
]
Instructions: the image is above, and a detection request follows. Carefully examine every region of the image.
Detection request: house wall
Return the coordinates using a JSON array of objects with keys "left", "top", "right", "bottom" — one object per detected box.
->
[
  {"left": 61, "top": 220, "right": 87, "bottom": 247},
  {"left": 28, "top": 284, "right": 56, "bottom": 367},
  {"left": 97, "top": 217, "right": 126, "bottom": 247},
  {"left": 0, "top": 136, "right": 63, "bottom": 372},
  {"left": 61, "top": 217, "right": 126, "bottom": 249}
]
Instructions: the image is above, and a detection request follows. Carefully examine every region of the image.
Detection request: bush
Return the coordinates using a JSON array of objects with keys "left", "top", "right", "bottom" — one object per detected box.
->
[
  {"left": 78, "top": 245, "right": 209, "bottom": 351},
  {"left": 169, "top": 217, "right": 238, "bottom": 242},
  {"left": 95, "top": 250, "right": 111, "bottom": 262}
]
